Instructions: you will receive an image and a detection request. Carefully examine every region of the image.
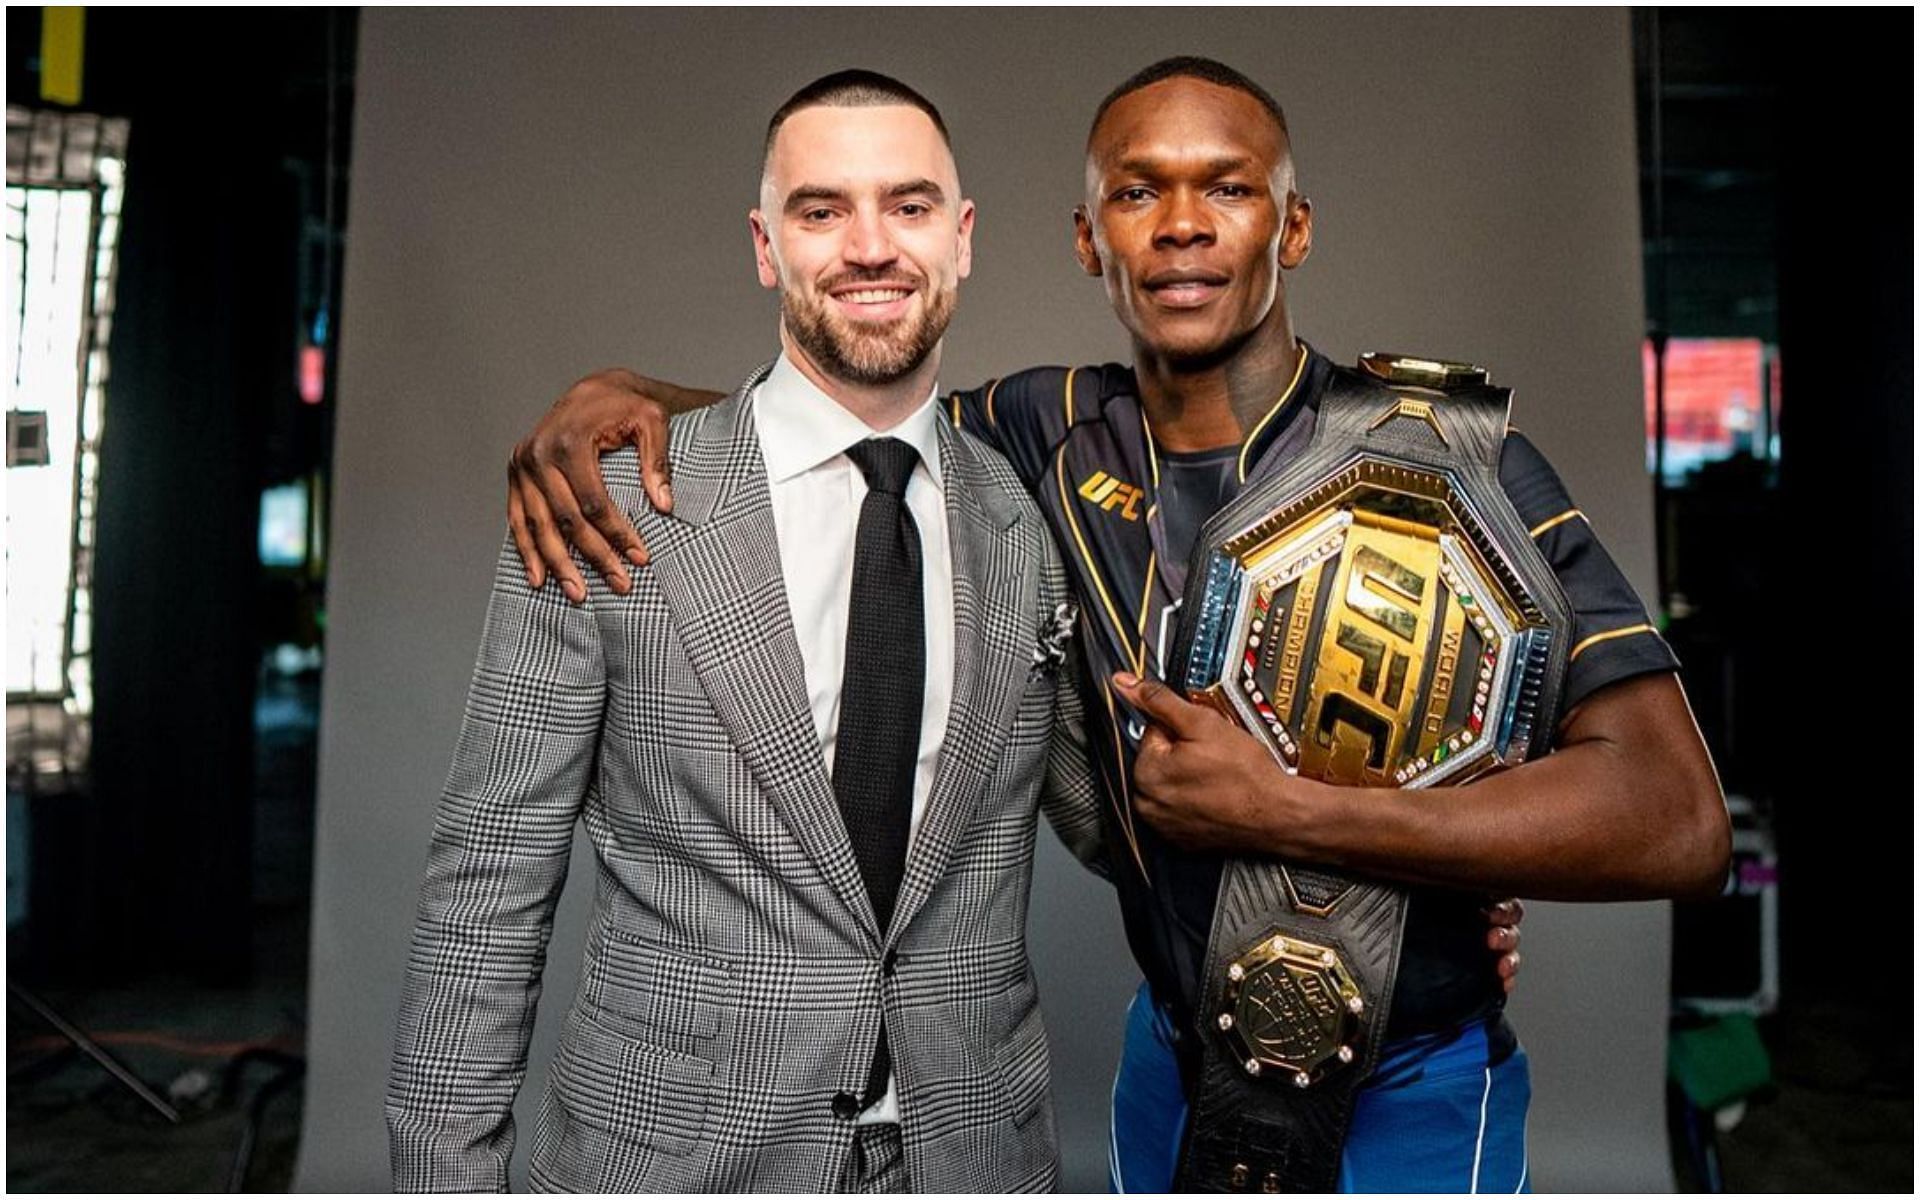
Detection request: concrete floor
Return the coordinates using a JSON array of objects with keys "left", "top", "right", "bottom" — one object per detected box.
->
[
  {"left": 8, "top": 996, "right": 305, "bottom": 1191},
  {"left": 8, "top": 903, "right": 308, "bottom": 1193},
  {"left": 1712, "top": 999, "right": 1913, "bottom": 1193}
]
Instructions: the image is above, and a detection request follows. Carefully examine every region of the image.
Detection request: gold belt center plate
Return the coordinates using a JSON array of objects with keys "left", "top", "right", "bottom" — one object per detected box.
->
[{"left": 1216, "top": 932, "right": 1365, "bottom": 1088}]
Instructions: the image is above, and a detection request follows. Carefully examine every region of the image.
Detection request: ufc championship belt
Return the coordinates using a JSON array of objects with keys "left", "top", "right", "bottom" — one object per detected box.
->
[{"left": 1166, "top": 354, "right": 1574, "bottom": 1192}]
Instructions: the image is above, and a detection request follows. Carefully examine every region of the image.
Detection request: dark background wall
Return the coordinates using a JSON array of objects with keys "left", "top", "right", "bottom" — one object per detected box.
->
[
  {"left": 299, "top": 10, "right": 1676, "bottom": 1191},
  {"left": 1772, "top": 20, "right": 1912, "bottom": 1021},
  {"left": 7, "top": 7, "right": 349, "bottom": 984}
]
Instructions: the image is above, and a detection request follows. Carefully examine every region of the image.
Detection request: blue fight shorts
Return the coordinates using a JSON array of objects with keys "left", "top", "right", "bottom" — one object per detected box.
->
[{"left": 1109, "top": 981, "right": 1532, "bottom": 1193}]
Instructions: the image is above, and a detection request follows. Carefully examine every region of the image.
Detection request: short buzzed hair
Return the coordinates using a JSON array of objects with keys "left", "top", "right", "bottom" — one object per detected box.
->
[
  {"left": 765, "top": 68, "right": 953, "bottom": 161},
  {"left": 1088, "top": 55, "right": 1289, "bottom": 146}
]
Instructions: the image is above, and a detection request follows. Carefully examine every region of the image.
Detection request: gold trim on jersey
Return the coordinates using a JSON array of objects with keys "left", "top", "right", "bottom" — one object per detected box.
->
[
  {"left": 1236, "top": 346, "right": 1311, "bottom": 483},
  {"left": 1529, "top": 508, "right": 1586, "bottom": 539},
  {"left": 1569, "top": 623, "right": 1659, "bottom": 662},
  {"left": 1056, "top": 369, "right": 1145, "bottom": 676},
  {"left": 1100, "top": 680, "right": 1150, "bottom": 883}
]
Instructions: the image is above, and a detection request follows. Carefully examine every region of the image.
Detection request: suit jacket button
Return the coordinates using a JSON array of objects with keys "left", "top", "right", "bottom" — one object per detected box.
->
[{"left": 831, "top": 1091, "right": 860, "bottom": 1120}]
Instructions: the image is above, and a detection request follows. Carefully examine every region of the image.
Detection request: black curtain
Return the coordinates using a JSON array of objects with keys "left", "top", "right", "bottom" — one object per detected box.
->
[
  {"left": 1774, "top": 15, "right": 1913, "bottom": 1023},
  {"left": 72, "top": 10, "right": 307, "bottom": 981}
]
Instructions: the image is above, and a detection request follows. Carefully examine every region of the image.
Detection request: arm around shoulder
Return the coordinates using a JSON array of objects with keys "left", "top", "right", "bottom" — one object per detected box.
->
[{"left": 507, "top": 367, "right": 725, "bottom": 599}]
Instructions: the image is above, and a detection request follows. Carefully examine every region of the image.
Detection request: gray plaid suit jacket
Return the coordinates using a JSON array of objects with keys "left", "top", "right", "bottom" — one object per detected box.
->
[{"left": 387, "top": 366, "right": 1106, "bottom": 1192}]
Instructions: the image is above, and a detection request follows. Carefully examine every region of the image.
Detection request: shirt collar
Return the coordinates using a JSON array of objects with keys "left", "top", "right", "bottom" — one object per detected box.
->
[{"left": 755, "top": 351, "right": 944, "bottom": 489}]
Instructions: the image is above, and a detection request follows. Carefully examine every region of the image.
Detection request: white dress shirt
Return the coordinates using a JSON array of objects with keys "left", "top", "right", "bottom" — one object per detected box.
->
[{"left": 752, "top": 352, "right": 954, "bottom": 1124}]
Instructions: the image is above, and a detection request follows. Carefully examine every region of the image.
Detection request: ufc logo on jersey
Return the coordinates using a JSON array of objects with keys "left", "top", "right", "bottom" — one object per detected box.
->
[{"left": 1078, "top": 470, "right": 1144, "bottom": 521}]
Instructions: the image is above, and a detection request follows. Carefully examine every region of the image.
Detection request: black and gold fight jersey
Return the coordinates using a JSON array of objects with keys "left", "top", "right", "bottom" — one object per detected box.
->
[{"left": 948, "top": 344, "right": 1680, "bottom": 1044}]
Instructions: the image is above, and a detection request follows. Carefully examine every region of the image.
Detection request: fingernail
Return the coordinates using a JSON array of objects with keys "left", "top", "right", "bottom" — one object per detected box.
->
[
  {"left": 611, "top": 571, "right": 630, "bottom": 594},
  {"left": 660, "top": 483, "right": 674, "bottom": 508},
  {"left": 564, "top": 580, "right": 585, "bottom": 604},
  {"left": 625, "top": 547, "right": 646, "bottom": 566},
  {"left": 1114, "top": 672, "right": 1139, "bottom": 688}
]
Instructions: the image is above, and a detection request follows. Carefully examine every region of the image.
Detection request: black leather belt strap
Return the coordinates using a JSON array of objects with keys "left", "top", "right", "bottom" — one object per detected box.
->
[{"left": 1176, "top": 871, "right": 1406, "bottom": 1192}]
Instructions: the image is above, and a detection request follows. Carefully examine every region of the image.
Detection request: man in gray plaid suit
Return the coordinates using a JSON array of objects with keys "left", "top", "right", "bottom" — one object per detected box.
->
[{"left": 386, "top": 70, "right": 1104, "bottom": 1192}]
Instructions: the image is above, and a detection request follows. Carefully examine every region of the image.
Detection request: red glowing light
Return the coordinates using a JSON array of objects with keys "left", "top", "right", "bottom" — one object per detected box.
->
[{"left": 298, "top": 344, "right": 326, "bottom": 405}]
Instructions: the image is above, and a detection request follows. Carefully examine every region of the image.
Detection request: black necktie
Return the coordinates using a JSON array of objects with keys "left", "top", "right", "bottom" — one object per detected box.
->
[{"left": 834, "top": 436, "right": 923, "bottom": 1108}]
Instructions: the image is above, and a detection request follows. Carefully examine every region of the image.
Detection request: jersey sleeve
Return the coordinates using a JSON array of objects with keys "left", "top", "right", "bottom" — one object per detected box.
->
[
  {"left": 1497, "top": 430, "right": 1680, "bottom": 713},
  {"left": 947, "top": 367, "right": 1075, "bottom": 489}
]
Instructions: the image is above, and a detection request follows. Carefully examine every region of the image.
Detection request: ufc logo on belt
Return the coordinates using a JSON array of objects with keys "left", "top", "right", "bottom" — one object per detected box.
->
[{"left": 1315, "top": 543, "right": 1433, "bottom": 782}]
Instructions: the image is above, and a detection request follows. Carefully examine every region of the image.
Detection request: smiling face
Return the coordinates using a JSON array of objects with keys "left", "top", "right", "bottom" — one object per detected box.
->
[
  {"left": 1076, "top": 76, "right": 1313, "bottom": 367},
  {"left": 752, "top": 104, "right": 974, "bottom": 389}
]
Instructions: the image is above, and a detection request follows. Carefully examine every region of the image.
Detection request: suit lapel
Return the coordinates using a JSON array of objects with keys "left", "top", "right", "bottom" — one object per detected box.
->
[
  {"left": 888, "top": 420, "right": 1034, "bottom": 943},
  {"left": 641, "top": 369, "right": 880, "bottom": 943}
]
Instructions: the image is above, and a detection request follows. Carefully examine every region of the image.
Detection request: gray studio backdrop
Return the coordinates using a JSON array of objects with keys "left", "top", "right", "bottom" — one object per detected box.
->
[{"left": 300, "top": 9, "right": 1669, "bottom": 1192}]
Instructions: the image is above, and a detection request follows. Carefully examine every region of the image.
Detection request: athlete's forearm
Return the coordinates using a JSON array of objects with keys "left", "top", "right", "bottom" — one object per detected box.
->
[
  {"left": 623, "top": 371, "right": 725, "bottom": 416},
  {"left": 1271, "top": 675, "right": 1730, "bottom": 900},
  {"left": 1121, "top": 670, "right": 1729, "bottom": 902}
]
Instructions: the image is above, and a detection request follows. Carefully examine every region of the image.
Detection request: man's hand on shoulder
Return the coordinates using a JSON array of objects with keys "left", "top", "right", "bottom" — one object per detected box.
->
[{"left": 506, "top": 369, "right": 721, "bottom": 604}]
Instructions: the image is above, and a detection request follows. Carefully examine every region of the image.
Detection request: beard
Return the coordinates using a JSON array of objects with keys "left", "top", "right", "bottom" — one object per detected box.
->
[{"left": 781, "top": 269, "right": 956, "bottom": 387}]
